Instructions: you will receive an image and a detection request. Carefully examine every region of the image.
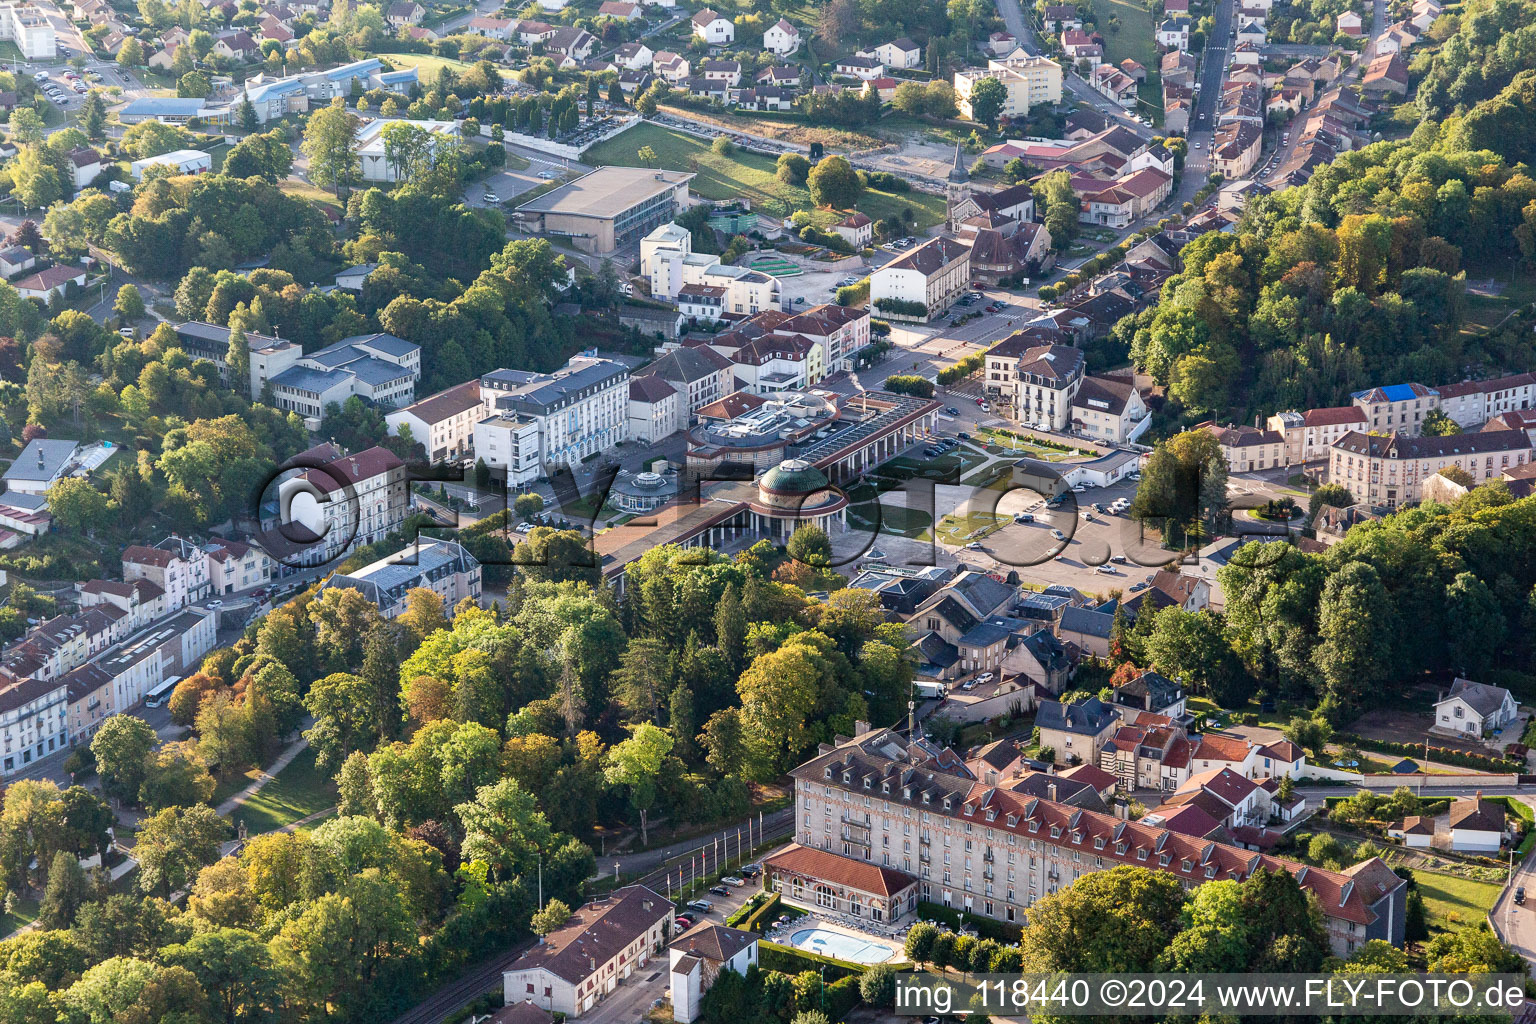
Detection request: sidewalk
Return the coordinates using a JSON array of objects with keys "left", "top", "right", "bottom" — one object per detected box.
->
[{"left": 218, "top": 732, "right": 311, "bottom": 817}]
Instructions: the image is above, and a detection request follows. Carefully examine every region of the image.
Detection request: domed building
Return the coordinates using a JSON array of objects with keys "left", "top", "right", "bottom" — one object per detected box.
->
[
  {"left": 609, "top": 467, "right": 682, "bottom": 514},
  {"left": 747, "top": 459, "right": 847, "bottom": 540}
]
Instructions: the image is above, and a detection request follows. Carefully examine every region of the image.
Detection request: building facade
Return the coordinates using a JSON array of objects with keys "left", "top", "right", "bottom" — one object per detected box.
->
[{"left": 1329, "top": 429, "right": 1532, "bottom": 507}]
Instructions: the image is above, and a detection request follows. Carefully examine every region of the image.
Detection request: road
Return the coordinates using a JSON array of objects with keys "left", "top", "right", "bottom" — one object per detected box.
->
[
  {"left": 1493, "top": 846, "right": 1536, "bottom": 963},
  {"left": 1261, "top": 0, "right": 1387, "bottom": 185}
]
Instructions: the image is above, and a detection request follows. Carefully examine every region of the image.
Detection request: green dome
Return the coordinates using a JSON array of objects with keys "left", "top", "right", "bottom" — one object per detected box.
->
[{"left": 759, "top": 458, "right": 829, "bottom": 495}]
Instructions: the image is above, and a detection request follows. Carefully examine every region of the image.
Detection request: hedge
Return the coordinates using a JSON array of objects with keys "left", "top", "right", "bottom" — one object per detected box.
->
[
  {"left": 915, "top": 901, "right": 1023, "bottom": 942},
  {"left": 729, "top": 891, "right": 782, "bottom": 933},
  {"left": 759, "top": 941, "right": 868, "bottom": 980},
  {"left": 872, "top": 297, "right": 927, "bottom": 317},
  {"left": 1334, "top": 733, "right": 1520, "bottom": 771}
]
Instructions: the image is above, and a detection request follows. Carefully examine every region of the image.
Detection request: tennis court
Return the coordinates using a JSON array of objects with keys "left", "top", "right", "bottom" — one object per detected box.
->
[{"left": 750, "top": 256, "right": 803, "bottom": 277}]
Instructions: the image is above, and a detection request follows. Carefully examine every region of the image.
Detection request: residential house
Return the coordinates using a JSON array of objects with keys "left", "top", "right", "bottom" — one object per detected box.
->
[
  {"left": 1447, "top": 796, "right": 1505, "bottom": 853},
  {"left": 501, "top": 886, "right": 671, "bottom": 1017},
  {"left": 66, "top": 147, "right": 101, "bottom": 190},
  {"left": 1041, "top": 5, "right": 1081, "bottom": 32},
  {"left": 1036, "top": 697, "right": 1119, "bottom": 766},
  {"left": 834, "top": 55, "right": 883, "bottom": 79},
  {"left": 13, "top": 264, "right": 86, "bottom": 302},
  {"left": 122, "top": 536, "right": 211, "bottom": 611},
  {"left": 1156, "top": 16, "right": 1190, "bottom": 49},
  {"left": 762, "top": 18, "right": 799, "bottom": 54},
  {"left": 1431, "top": 678, "right": 1518, "bottom": 739},
  {"left": 669, "top": 926, "right": 758, "bottom": 1024},
  {"left": 613, "top": 41, "right": 652, "bottom": 69},
  {"left": 861, "top": 37, "right": 920, "bottom": 68},
  {"left": 1070, "top": 374, "right": 1150, "bottom": 442},
  {"left": 0, "top": 245, "right": 34, "bottom": 278},
  {"left": 1361, "top": 52, "right": 1409, "bottom": 97},
  {"left": 691, "top": 8, "right": 733, "bottom": 44},
  {"left": 597, "top": 0, "right": 641, "bottom": 17},
  {"left": 1200, "top": 421, "right": 1286, "bottom": 472},
  {"left": 983, "top": 337, "right": 1084, "bottom": 429},
  {"left": 1265, "top": 405, "right": 1367, "bottom": 465},
  {"left": 386, "top": 0, "right": 423, "bottom": 25},
  {"left": 832, "top": 212, "right": 872, "bottom": 248}
]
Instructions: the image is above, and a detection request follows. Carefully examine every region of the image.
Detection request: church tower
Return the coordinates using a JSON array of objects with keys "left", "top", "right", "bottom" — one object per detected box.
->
[{"left": 946, "top": 142, "right": 977, "bottom": 233}]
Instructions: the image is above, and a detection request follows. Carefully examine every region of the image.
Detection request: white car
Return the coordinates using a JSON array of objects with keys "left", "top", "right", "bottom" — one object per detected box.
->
[
  {"left": 976, "top": 672, "right": 994, "bottom": 684},
  {"left": 1095, "top": 565, "right": 1118, "bottom": 575},
  {"left": 1051, "top": 529, "right": 1066, "bottom": 541},
  {"left": 720, "top": 875, "right": 745, "bottom": 887}
]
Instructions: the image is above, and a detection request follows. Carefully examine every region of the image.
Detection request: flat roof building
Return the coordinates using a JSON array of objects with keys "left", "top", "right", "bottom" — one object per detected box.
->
[{"left": 515, "top": 166, "right": 695, "bottom": 254}]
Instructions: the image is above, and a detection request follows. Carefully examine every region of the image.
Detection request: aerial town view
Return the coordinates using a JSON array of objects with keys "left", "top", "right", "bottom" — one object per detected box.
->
[{"left": 0, "top": 0, "right": 1532, "bottom": 1014}]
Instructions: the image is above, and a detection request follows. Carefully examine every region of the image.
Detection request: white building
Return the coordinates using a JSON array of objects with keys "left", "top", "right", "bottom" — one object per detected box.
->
[
  {"left": 129, "top": 149, "right": 212, "bottom": 179},
  {"left": 270, "top": 333, "right": 421, "bottom": 424},
  {"left": 639, "top": 222, "right": 782, "bottom": 314},
  {"left": 669, "top": 926, "right": 758, "bottom": 1024},
  {"left": 1448, "top": 796, "right": 1505, "bottom": 853},
  {"left": 983, "top": 336, "right": 1085, "bottom": 429},
  {"left": 690, "top": 7, "right": 733, "bottom": 43},
  {"left": 475, "top": 356, "right": 630, "bottom": 486},
  {"left": 869, "top": 235, "right": 971, "bottom": 323},
  {"left": 386, "top": 380, "right": 483, "bottom": 463},
  {"left": 277, "top": 444, "right": 409, "bottom": 562},
  {"left": 1431, "top": 678, "right": 1518, "bottom": 738},
  {"left": 955, "top": 51, "right": 1063, "bottom": 120},
  {"left": 762, "top": 17, "right": 799, "bottom": 54},
  {"left": 0, "top": 677, "right": 67, "bottom": 775},
  {"left": 502, "top": 886, "right": 672, "bottom": 1018},
  {"left": 122, "top": 536, "right": 211, "bottom": 612},
  {"left": 203, "top": 538, "right": 273, "bottom": 595},
  {"left": 627, "top": 375, "right": 684, "bottom": 443},
  {"left": 0, "top": 4, "right": 55, "bottom": 59},
  {"left": 356, "top": 118, "right": 462, "bottom": 183},
  {"left": 321, "top": 539, "right": 481, "bottom": 619},
  {"left": 1, "top": 439, "right": 81, "bottom": 495},
  {"left": 861, "top": 37, "right": 921, "bottom": 69}
]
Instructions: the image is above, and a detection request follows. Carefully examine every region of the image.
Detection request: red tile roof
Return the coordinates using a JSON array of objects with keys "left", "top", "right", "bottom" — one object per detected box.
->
[{"left": 765, "top": 844, "right": 917, "bottom": 896}]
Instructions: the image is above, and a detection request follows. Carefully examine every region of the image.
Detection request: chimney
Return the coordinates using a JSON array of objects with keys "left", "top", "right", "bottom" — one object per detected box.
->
[
  {"left": 1047, "top": 782, "right": 1057, "bottom": 802},
  {"left": 854, "top": 719, "right": 870, "bottom": 735}
]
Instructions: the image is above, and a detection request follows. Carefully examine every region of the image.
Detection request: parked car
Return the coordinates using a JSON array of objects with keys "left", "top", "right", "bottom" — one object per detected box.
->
[
  {"left": 741, "top": 864, "right": 761, "bottom": 878},
  {"left": 965, "top": 542, "right": 983, "bottom": 550},
  {"left": 1095, "top": 565, "right": 1117, "bottom": 575},
  {"left": 685, "top": 899, "right": 713, "bottom": 913},
  {"left": 1051, "top": 529, "right": 1065, "bottom": 540},
  {"left": 1111, "top": 555, "right": 1127, "bottom": 564},
  {"left": 708, "top": 885, "right": 730, "bottom": 897},
  {"left": 945, "top": 406, "right": 960, "bottom": 416},
  {"left": 720, "top": 876, "right": 744, "bottom": 887},
  {"left": 1517, "top": 886, "right": 1526, "bottom": 905},
  {"left": 675, "top": 917, "right": 695, "bottom": 930},
  {"left": 957, "top": 431, "right": 971, "bottom": 440},
  {"left": 1015, "top": 513, "right": 1034, "bottom": 523}
]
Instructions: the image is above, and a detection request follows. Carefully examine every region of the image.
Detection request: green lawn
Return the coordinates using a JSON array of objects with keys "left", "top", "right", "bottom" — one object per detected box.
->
[
  {"left": 0, "top": 896, "right": 38, "bottom": 936},
  {"left": 1414, "top": 869, "right": 1502, "bottom": 933},
  {"left": 936, "top": 511, "right": 1010, "bottom": 543},
  {"left": 383, "top": 51, "right": 506, "bottom": 82},
  {"left": 1087, "top": 0, "right": 1158, "bottom": 70},
  {"left": 847, "top": 502, "right": 934, "bottom": 537},
  {"left": 226, "top": 747, "right": 337, "bottom": 836},
  {"left": 583, "top": 122, "right": 946, "bottom": 227}
]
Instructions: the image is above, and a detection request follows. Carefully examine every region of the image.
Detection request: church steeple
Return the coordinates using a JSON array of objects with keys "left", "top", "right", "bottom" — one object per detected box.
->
[
  {"left": 946, "top": 142, "right": 973, "bottom": 232},
  {"left": 948, "top": 141, "right": 969, "bottom": 186}
]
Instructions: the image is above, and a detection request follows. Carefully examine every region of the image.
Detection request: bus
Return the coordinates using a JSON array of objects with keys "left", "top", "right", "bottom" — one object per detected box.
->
[{"left": 143, "top": 676, "right": 181, "bottom": 709}]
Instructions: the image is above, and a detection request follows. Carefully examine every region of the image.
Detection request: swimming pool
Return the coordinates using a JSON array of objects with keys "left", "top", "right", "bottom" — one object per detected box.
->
[{"left": 787, "top": 927, "right": 897, "bottom": 964}]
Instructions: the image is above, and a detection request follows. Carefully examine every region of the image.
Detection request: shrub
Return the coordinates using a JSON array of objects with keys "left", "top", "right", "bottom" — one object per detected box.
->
[{"left": 872, "top": 296, "right": 927, "bottom": 318}]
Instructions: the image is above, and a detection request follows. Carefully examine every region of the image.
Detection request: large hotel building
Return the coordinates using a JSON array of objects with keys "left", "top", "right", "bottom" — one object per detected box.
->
[{"left": 770, "top": 727, "right": 1406, "bottom": 957}]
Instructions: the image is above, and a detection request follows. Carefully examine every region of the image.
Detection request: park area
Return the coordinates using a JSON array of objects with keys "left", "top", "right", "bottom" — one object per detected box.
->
[
  {"left": 583, "top": 123, "right": 947, "bottom": 227},
  {"left": 225, "top": 747, "right": 337, "bottom": 835},
  {"left": 1414, "top": 870, "right": 1503, "bottom": 933}
]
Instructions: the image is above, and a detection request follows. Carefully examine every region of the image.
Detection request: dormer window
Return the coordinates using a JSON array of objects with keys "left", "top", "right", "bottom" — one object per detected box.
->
[
  {"left": 824, "top": 768, "right": 832, "bottom": 779},
  {"left": 1094, "top": 838, "right": 1105, "bottom": 850},
  {"left": 1159, "top": 853, "right": 1170, "bottom": 866},
  {"left": 1181, "top": 859, "right": 1192, "bottom": 872},
  {"left": 1116, "top": 843, "right": 1126, "bottom": 855},
  {"left": 1029, "top": 821, "right": 1039, "bottom": 832},
  {"left": 882, "top": 782, "right": 890, "bottom": 793},
  {"left": 922, "top": 793, "right": 931, "bottom": 804},
  {"left": 943, "top": 798, "right": 952, "bottom": 810},
  {"left": 843, "top": 772, "right": 851, "bottom": 783},
  {"left": 1205, "top": 866, "right": 1216, "bottom": 879},
  {"left": 1050, "top": 826, "right": 1061, "bottom": 838},
  {"left": 1137, "top": 849, "right": 1148, "bottom": 860},
  {"left": 986, "top": 809, "right": 996, "bottom": 822}
]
